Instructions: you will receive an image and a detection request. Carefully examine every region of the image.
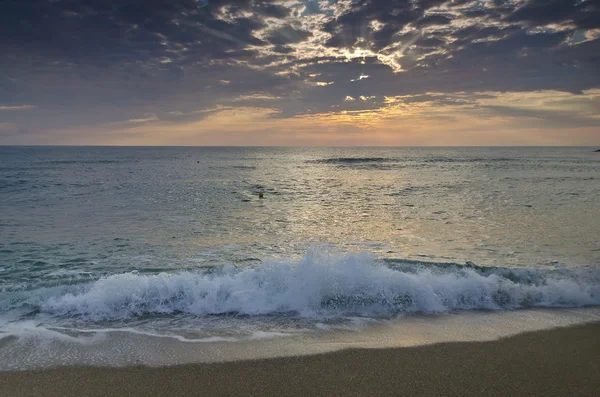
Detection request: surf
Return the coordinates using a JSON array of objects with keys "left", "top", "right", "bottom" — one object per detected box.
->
[{"left": 2, "top": 250, "right": 598, "bottom": 322}]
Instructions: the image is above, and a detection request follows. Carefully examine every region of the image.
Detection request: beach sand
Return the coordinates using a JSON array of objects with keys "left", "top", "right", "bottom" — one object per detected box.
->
[{"left": 1, "top": 322, "right": 598, "bottom": 397}]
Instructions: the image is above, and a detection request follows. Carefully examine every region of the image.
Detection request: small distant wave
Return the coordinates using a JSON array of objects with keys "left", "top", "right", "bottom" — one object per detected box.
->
[
  {"left": 2, "top": 251, "right": 598, "bottom": 322},
  {"left": 46, "top": 160, "right": 125, "bottom": 165},
  {"left": 307, "top": 157, "right": 398, "bottom": 170},
  {"left": 209, "top": 165, "right": 257, "bottom": 170},
  {"left": 0, "top": 179, "right": 31, "bottom": 191},
  {"left": 307, "top": 156, "right": 522, "bottom": 169},
  {"left": 308, "top": 157, "right": 518, "bottom": 164},
  {"left": 421, "top": 157, "right": 517, "bottom": 163},
  {"left": 308, "top": 157, "right": 394, "bottom": 164}
]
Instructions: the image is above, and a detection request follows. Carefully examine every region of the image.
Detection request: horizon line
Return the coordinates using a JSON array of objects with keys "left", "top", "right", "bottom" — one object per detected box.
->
[{"left": 1, "top": 145, "right": 599, "bottom": 148}]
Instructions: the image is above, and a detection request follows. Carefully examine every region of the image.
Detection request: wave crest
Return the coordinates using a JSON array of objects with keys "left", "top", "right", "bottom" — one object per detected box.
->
[{"left": 9, "top": 251, "right": 600, "bottom": 321}]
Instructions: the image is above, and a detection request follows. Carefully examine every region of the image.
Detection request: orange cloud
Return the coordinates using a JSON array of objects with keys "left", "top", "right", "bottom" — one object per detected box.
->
[{"left": 33, "top": 90, "right": 600, "bottom": 146}]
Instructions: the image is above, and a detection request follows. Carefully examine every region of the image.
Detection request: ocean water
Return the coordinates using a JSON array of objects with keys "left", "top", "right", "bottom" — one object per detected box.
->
[{"left": 0, "top": 146, "right": 599, "bottom": 369}]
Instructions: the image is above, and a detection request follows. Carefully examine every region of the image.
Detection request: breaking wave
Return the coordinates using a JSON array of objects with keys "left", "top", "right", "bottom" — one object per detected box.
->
[{"left": 2, "top": 251, "right": 599, "bottom": 322}]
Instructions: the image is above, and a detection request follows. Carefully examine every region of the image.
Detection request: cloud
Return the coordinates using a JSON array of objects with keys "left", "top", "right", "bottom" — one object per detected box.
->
[
  {"left": 265, "top": 25, "right": 313, "bottom": 45},
  {"left": 1, "top": 0, "right": 599, "bottom": 145},
  {"left": 414, "top": 14, "right": 453, "bottom": 28},
  {"left": 313, "top": 81, "right": 334, "bottom": 86},
  {"left": 0, "top": 105, "right": 36, "bottom": 110},
  {"left": 231, "top": 93, "right": 282, "bottom": 101},
  {"left": 351, "top": 74, "right": 370, "bottom": 82},
  {"left": 47, "top": 89, "right": 600, "bottom": 146},
  {"left": 127, "top": 113, "right": 159, "bottom": 123},
  {"left": 507, "top": 0, "right": 572, "bottom": 23}
]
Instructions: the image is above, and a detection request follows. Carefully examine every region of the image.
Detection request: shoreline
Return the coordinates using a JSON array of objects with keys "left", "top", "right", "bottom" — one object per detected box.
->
[{"left": 1, "top": 322, "right": 599, "bottom": 397}]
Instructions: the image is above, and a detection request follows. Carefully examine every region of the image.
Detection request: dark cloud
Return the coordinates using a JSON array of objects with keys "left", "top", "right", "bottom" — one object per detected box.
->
[
  {"left": 414, "top": 14, "right": 453, "bottom": 28},
  {"left": 254, "top": 3, "right": 291, "bottom": 19},
  {"left": 0, "top": 0, "right": 286, "bottom": 68},
  {"left": 265, "top": 25, "right": 313, "bottom": 45},
  {"left": 272, "top": 45, "right": 295, "bottom": 54},
  {"left": 451, "top": 25, "right": 521, "bottom": 43},
  {"left": 505, "top": 0, "right": 600, "bottom": 30},
  {"left": 483, "top": 105, "right": 600, "bottom": 129},
  {"left": 574, "top": 0, "right": 600, "bottom": 29},
  {"left": 416, "top": 37, "right": 447, "bottom": 48},
  {"left": 506, "top": 0, "right": 577, "bottom": 26},
  {"left": 323, "top": 0, "right": 422, "bottom": 49}
]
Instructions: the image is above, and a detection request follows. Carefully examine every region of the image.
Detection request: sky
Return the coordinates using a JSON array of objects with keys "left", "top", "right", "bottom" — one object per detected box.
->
[{"left": 1, "top": 0, "right": 599, "bottom": 146}]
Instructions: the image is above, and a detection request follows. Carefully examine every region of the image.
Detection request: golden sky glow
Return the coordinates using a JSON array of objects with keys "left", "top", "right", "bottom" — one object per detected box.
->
[{"left": 4, "top": 89, "right": 597, "bottom": 146}]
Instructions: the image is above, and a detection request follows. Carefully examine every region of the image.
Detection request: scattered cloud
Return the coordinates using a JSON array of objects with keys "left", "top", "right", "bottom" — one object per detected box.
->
[
  {"left": 0, "top": 105, "right": 37, "bottom": 111},
  {"left": 231, "top": 94, "right": 282, "bottom": 102},
  {"left": 1, "top": 0, "right": 599, "bottom": 144},
  {"left": 127, "top": 114, "right": 159, "bottom": 123},
  {"left": 351, "top": 74, "right": 370, "bottom": 82}
]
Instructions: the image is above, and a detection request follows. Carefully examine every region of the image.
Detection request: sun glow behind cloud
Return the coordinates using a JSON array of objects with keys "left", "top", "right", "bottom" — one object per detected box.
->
[
  {"left": 1, "top": 0, "right": 599, "bottom": 145},
  {"left": 20, "top": 89, "right": 597, "bottom": 146}
]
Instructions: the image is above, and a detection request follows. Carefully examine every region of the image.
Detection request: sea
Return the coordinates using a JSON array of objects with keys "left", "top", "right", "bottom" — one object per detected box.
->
[{"left": 1, "top": 146, "right": 599, "bottom": 370}]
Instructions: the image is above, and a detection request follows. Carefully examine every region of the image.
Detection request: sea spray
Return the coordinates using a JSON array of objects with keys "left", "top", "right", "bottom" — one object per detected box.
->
[{"left": 2, "top": 251, "right": 598, "bottom": 322}]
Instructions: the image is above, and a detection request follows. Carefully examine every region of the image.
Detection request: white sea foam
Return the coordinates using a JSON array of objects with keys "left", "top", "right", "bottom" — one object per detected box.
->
[
  {"left": 2, "top": 251, "right": 597, "bottom": 322},
  {"left": 50, "top": 326, "right": 242, "bottom": 343},
  {"left": 0, "top": 321, "right": 105, "bottom": 344}
]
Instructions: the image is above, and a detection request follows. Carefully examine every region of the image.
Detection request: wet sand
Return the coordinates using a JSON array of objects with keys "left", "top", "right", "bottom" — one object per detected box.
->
[{"left": 1, "top": 322, "right": 599, "bottom": 397}]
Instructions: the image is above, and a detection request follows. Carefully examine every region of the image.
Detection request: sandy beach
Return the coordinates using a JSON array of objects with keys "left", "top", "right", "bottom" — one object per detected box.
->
[{"left": 1, "top": 322, "right": 598, "bottom": 397}]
